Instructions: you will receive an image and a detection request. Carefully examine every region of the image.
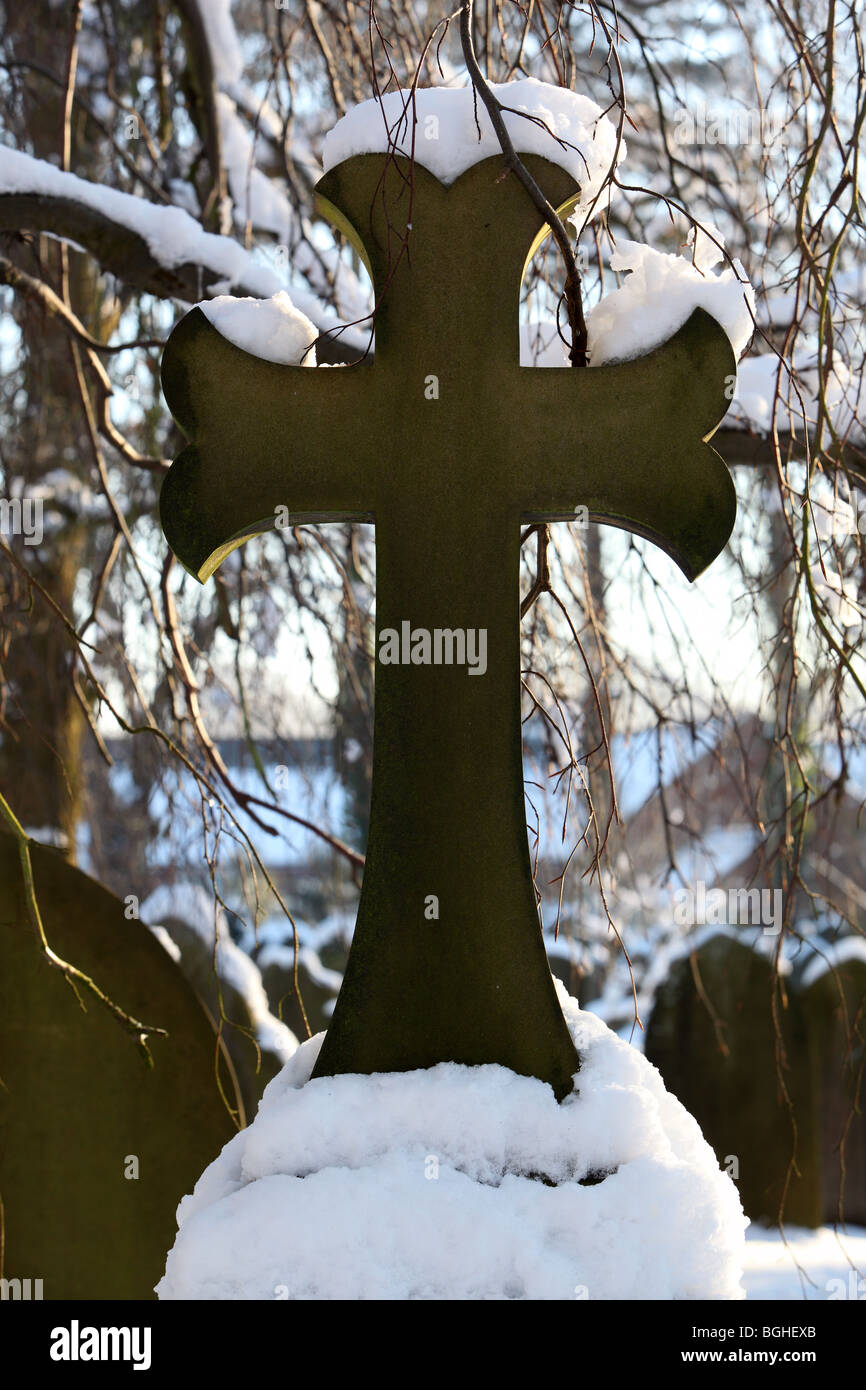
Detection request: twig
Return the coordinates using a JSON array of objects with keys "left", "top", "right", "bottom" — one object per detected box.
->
[
  {"left": 458, "top": 1, "right": 589, "bottom": 365},
  {"left": 0, "top": 789, "right": 168, "bottom": 1064}
]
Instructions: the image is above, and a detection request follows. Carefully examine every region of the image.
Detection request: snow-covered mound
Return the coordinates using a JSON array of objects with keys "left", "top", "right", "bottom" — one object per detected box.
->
[
  {"left": 323, "top": 77, "right": 622, "bottom": 218},
  {"left": 157, "top": 985, "right": 746, "bottom": 1300}
]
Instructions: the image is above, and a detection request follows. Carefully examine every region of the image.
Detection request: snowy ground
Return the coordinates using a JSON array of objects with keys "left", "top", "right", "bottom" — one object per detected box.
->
[{"left": 742, "top": 1225, "right": 866, "bottom": 1300}]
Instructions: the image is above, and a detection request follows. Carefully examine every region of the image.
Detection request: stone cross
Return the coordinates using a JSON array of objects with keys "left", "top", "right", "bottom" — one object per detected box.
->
[{"left": 160, "top": 152, "right": 736, "bottom": 1100}]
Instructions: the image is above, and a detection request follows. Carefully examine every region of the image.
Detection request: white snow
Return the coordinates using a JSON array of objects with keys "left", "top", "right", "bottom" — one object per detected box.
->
[
  {"left": 258, "top": 942, "right": 344, "bottom": 996},
  {"left": 728, "top": 354, "right": 787, "bottom": 433},
  {"left": 201, "top": 292, "right": 318, "bottom": 365},
  {"left": 146, "top": 923, "right": 182, "bottom": 964},
  {"left": 813, "top": 568, "right": 863, "bottom": 629},
  {"left": 800, "top": 934, "right": 866, "bottom": 990},
  {"left": 586, "top": 227, "right": 755, "bottom": 367},
  {"left": 812, "top": 487, "right": 857, "bottom": 540},
  {"left": 742, "top": 1224, "right": 866, "bottom": 1300},
  {"left": 157, "top": 983, "right": 746, "bottom": 1300},
  {"left": 217, "top": 93, "right": 292, "bottom": 240},
  {"left": 196, "top": 0, "right": 245, "bottom": 89},
  {"left": 0, "top": 143, "right": 367, "bottom": 348},
  {"left": 0, "top": 143, "right": 281, "bottom": 296},
  {"left": 323, "top": 78, "right": 623, "bottom": 218},
  {"left": 727, "top": 353, "right": 865, "bottom": 442},
  {"left": 208, "top": 94, "right": 372, "bottom": 338}
]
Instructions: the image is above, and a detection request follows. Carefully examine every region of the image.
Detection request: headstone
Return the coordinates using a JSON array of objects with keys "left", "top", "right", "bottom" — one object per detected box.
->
[
  {"left": 645, "top": 932, "right": 821, "bottom": 1226},
  {"left": 141, "top": 885, "right": 298, "bottom": 1120},
  {"left": 256, "top": 940, "right": 344, "bottom": 1040},
  {"left": 148, "top": 910, "right": 284, "bottom": 1121},
  {"left": 0, "top": 832, "right": 240, "bottom": 1298},
  {"left": 800, "top": 952, "right": 866, "bottom": 1225},
  {"left": 160, "top": 151, "right": 736, "bottom": 1100}
]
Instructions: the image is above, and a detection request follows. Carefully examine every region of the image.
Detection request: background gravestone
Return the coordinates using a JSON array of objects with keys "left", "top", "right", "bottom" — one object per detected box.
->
[
  {"left": 645, "top": 933, "right": 820, "bottom": 1226},
  {"left": 256, "top": 941, "right": 342, "bottom": 1041},
  {"left": 800, "top": 956, "right": 866, "bottom": 1225},
  {"left": 0, "top": 832, "right": 241, "bottom": 1298},
  {"left": 146, "top": 906, "right": 289, "bottom": 1122}
]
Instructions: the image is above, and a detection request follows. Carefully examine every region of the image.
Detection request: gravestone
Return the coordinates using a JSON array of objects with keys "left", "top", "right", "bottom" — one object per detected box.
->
[
  {"left": 800, "top": 953, "right": 866, "bottom": 1224},
  {"left": 256, "top": 941, "right": 343, "bottom": 1040},
  {"left": 143, "top": 901, "right": 289, "bottom": 1121},
  {"left": 0, "top": 832, "right": 241, "bottom": 1298},
  {"left": 645, "top": 932, "right": 821, "bottom": 1225},
  {"left": 160, "top": 151, "right": 736, "bottom": 1100},
  {"left": 146, "top": 909, "right": 282, "bottom": 1119}
]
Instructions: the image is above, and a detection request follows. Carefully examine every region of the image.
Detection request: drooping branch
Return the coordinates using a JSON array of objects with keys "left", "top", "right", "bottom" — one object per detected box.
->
[
  {"left": 0, "top": 193, "right": 360, "bottom": 365},
  {"left": 0, "top": 254, "right": 162, "bottom": 354},
  {"left": 0, "top": 788, "right": 169, "bottom": 1064},
  {"left": 458, "top": 1, "right": 589, "bottom": 367}
]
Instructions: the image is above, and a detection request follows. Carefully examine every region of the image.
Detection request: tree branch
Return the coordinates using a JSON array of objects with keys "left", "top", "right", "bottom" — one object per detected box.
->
[{"left": 458, "top": 1, "right": 589, "bottom": 366}]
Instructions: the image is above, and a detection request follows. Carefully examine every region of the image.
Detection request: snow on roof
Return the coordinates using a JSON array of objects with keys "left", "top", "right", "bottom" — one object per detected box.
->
[
  {"left": 322, "top": 78, "right": 622, "bottom": 216},
  {"left": 157, "top": 982, "right": 747, "bottom": 1300}
]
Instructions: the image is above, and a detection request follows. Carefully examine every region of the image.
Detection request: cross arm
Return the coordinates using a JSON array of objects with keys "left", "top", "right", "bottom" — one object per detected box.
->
[
  {"left": 159, "top": 306, "right": 377, "bottom": 580},
  {"left": 515, "top": 308, "right": 738, "bottom": 580}
]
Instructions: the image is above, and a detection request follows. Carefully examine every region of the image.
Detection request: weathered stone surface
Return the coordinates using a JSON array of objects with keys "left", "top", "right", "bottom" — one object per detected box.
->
[
  {"left": 0, "top": 833, "right": 240, "bottom": 1298},
  {"left": 645, "top": 933, "right": 820, "bottom": 1226},
  {"left": 160, "top": 151, "right": 736, "bottom": 1099},
  {"left": 800, "top": 954, "right": 866, "bottom": 1225}
]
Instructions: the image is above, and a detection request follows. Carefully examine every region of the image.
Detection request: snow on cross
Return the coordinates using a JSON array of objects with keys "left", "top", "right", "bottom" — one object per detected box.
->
[{"left": 322, "top": 76, "right": 623, "bottom": 206}]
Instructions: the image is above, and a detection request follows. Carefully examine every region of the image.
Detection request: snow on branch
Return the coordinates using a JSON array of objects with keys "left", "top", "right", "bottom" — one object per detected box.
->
[{"left": 0, "top": 145, "right": 363, "bottom": 362}]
